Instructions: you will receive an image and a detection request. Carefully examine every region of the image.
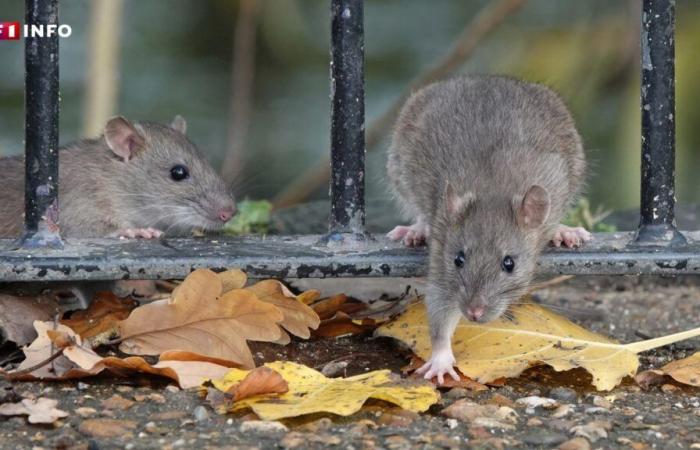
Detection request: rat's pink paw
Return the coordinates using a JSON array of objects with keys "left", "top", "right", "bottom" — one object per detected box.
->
[
  {"left": 117, "top": 228, "right": 163, "bottom": 239},
  {"left": 415, "top": 349, "right": 459, "bottom": 385},
  {"left": 551, "top": 225, "right": 592, "bottom": 248},
  {"left": 387, "top": 223, "right": 429, "bottom": 247}
]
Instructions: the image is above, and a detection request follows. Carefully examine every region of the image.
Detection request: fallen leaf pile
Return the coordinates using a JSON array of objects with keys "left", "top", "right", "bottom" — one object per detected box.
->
[
  {"left": 377, "top": 297, "right": 700, "bottom": 391},
  {"left": 204, "top": 361, "right": 439, "bottom": 420},
  {"left": 3, "top": 269, "right": 321, "bottom": 388}
]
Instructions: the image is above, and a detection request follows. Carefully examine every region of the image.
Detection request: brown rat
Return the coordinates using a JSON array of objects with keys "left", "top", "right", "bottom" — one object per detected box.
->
[
  {"left": 387, "top": 75, "right": 591, "bottom": 382},
  {"left": 0, "top": 115, "right": 236, "bottom": 238}
]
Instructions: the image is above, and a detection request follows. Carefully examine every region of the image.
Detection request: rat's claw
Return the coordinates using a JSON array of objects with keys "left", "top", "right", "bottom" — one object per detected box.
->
[
  {"left": 117, "top": 228, "right": 164, "bottom": 239},
  {"left": 551, "top": 225, "right": 592, "bottom": 248},
  {"left": 387, "top": 223, "right": 429, "bottom": 247},
  {"left": 415, "top": 350, "right": 460, "bottom": 385}
]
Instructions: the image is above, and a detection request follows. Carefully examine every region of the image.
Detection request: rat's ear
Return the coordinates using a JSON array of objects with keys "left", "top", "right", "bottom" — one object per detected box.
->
[
  {"left": 104, "top": 116, "right": 145, "bottom": 162},
  {"left": 171, "top": 115, "right": 187, "bottom": 135},
  {"left": 445, "top": 182, "right": 475, "bottom": 217},
  {"left": 515, "top": 185, "right": 550, "bottom": 229}
]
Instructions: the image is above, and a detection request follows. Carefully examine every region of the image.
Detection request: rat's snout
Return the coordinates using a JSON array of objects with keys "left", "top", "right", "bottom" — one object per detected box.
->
[
  {"left": 217, "top": 205, "right": 236, "bottom": 223},
  {"left": 465, "top": 304, "right": 486, "bottom": 322}
]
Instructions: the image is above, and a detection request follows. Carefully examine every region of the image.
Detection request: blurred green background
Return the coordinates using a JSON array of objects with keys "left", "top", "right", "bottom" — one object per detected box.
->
[{"left": 1, "top": 0, "right": 699, "bottom": 223}]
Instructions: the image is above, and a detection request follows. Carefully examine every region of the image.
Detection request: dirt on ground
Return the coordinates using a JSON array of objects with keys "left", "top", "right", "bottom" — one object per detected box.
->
[{"left": 1, "top": 275, "right": 699, "bottom": 450}]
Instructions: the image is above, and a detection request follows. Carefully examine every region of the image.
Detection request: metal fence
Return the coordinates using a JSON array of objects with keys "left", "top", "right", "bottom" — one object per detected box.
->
[{"left": 1, "top": 0, "right": 698, "bottom": 283}]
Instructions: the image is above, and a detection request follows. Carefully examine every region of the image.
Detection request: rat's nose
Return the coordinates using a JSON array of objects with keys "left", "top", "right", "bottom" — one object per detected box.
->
[
  {"left": 218, "top": 207, "right": 235, "bottom": 222},
  {"left": 465, "top": 305, "right": 486, "bottom": 322}
]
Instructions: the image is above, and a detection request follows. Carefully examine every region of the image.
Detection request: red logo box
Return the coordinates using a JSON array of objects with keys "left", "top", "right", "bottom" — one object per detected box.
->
[{"left": 0, "top": 22, "right": 20, "bottom": 40}]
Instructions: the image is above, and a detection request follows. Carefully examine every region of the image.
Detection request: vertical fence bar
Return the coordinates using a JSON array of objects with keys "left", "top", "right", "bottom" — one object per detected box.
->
[
  {"left": 635, "top": 0, "right": 684, "bottom": 246},
  {"left": 328, "top": 0, "right": 366, "bottom": 238},
  {"left": 22, "top": 0, "right": 62, "bottom": 248}
]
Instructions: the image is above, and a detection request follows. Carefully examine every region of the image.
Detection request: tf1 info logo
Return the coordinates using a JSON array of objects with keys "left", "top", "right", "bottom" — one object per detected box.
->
[{"left": 0, "top": 22, "right": 73, "bottom": 40}]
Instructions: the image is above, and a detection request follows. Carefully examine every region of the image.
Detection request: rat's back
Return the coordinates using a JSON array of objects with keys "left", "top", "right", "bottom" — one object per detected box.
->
[{"left": 387, "top": 75, "right": 585, "bottom": 223}]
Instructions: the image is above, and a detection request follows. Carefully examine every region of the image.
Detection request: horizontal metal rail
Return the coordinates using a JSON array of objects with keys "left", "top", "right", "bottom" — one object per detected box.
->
[{"left": 1, "top": 232, "right": 700, "bottom": 282}]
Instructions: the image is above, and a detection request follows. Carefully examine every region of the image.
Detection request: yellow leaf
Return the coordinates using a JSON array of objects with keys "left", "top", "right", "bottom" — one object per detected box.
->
[
  {"left": 210, "top": 361, "right": 439, "bottom": 420},
  {"left": 376, "top": 300, "right": 639, "bottom": 391}
]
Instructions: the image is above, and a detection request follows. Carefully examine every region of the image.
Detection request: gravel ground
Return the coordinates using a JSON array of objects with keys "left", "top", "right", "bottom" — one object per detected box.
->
[{"left": 1, "top": 276, "right": 700, "bottom": 450}]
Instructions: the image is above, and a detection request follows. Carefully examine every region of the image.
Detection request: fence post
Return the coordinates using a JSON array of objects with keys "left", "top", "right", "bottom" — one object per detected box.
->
[
  {"left": 634, "top": 0, "right": 685, "bottom": 246},
  {"left": 328, "top": 0, "right": 366, "bottom": 240},
  {"left": 22, "top": 0, "right": 62, "bottom": 248}
]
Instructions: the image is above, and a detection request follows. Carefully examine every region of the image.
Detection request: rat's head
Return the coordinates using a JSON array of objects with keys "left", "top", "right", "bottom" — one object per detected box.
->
[
  {"left": 433, "top": 183, "right": 550, "bottom": 323},
  {"left": 103, "top": 116, "right": 236, "bottom": 235}
]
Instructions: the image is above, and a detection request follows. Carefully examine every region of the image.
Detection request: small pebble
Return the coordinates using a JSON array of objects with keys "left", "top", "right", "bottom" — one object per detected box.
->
[
  {"left": 549, "top": 387, "right": 578, "bottom": 403},
  {"left": 239, "top": 420, "right": 288, "bottom": 433},
  {"left": 446, "top": 418, "right": 458, "bottom": 429},
  {"left": 192, "top": 406, "right": 210, "bottom": 422},
  {"left": 522, "top": 431, "right": 568, "bottom": 446}
]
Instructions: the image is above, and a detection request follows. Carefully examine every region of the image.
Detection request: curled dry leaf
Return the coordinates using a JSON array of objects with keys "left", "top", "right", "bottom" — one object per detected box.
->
[
  {"left": 636, "top": 352, "right": 700, "bottom": 388},
  {"left": 5, "top": 321, "right": 230, "bottom": 388},
  {"left": 46, "top": 330, "right": 75, "bottom": 349},
  {"left": 245, "top": 279, "right": 320, "bottom": 342},
  {"left": 0, "top": 398, "right": 68, "bottom": 424},
  {"left": 0, "top": 293, "right": 59, "bottom": 346},
  {"left": 226, "top": 366, "right": 289, "bottom": 401},
  {"left": 118, "top": 269, "right": 284, "bottom": 368},
  {"left": 377, "top": 299, "right": 639, "bottom": 391},
  {"left": 312, "top": 312, "right": 378, "bottom": 338},
  {"left": 210, "top": 361, "right": 439, "bottom": 420},
  {"left": 60, "top": 292, "right": 137, "bottom": 339}
]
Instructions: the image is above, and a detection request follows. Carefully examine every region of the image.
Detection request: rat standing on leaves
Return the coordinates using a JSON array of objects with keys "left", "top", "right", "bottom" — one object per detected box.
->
[
  {"left": 387, "top": 75, "right": 591, "bottom": 383},
  {"left": 0, "top": 116, "right": 236, "bottom": 239}
]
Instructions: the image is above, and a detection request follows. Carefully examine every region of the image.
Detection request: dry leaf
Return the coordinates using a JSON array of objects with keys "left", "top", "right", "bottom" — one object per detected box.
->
[
  {"left": 378, "top": 299, "right": 700, "bottom": 391},
  {"left": 658, "top": 352, "right": 700, "bottom": 386},
  {"left": 218, "top": 269, "right": 248, "bottom": 293},
  {"left": 46, "top": 329, "right": 75, "bottom": 349},
  {"left": 0, "top": 293, "right": 58, "bottom": 346},
  {"left": 61, "top": 292, "right": 137, "bottom": 339},
  {"left": 0, "top": 398, "right": 68, "bottom": 424},
  {"left": 209, "top": 361, "right": 439, "bottom": 420},
  {"left": 313, "top": 312, "right": 378, "bottom": 338},
  {"left": 118, "top": 269, "right": 284, "bottom": 368},
  {"left": 310, "top": 294, "right": 351, "bottom": 320},
  {"left": 11, "top": 321, "right": 82, "bottom": 379},
  {"left": 377, "top": 300, "right": 638, "bottom": 391},
  {"left": 637, "top": 352, "right": 700, "bottom": 388},
  {"left": 245, "top": 279, "right": 320, "bottom": 341},
  {"left": 226, "top": 366, "right": 289, "bottom": 401},
  {"left": 63, "top": 345, "right": 231, "bottom": 389},
  {"left": 5, "top": 322, "right": 230, "bottom": 388}
]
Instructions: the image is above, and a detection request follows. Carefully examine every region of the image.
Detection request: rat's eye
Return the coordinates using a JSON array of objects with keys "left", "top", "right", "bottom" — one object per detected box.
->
[
  {"left": 170, "top": 164, "right": 189, "bottom": 181},
  {"left": 501, "top": 255, "right": 515, "bottom": 273},
  {"left": 454, "top": 250, "right": 466, "bottom": 268}
]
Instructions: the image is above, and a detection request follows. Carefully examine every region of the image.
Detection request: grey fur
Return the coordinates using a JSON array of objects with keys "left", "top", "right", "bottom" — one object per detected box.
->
[
  {"left": 387, "top": 75, "right": 585, "bottom": 331},
  {"left": 0, "top": 119, "right": 235, "bottom": 237}
]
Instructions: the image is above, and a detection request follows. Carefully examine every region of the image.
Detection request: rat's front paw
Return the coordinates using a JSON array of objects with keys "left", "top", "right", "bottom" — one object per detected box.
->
[
  {"left": 415, "top": 349, "right": 460, "bottom": 384},
  {"left": 551, "top": 225, "right": 592, "bottom": 248},
  {"left": 387, "top": 223, "right": 429, "bottom": 247},
  {"left": 117, "top": 228, "right": 163, "bottom": 239}
]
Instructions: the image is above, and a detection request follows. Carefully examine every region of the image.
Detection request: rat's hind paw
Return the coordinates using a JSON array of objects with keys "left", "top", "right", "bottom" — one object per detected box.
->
[
  {"left": 117, "top": 228, "right": 163, "bottom": 239},
  {"left": 387, "top": 223, "right": 429, "bottom": 247},
  {"left": 415, "top": 350, "right": 460, "bottom": 385},
  {"left": 551, "top": 225, "right": 592, "bottom": 248}
]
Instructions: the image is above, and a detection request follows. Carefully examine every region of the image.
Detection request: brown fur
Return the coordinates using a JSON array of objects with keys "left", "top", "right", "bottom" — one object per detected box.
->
[
  {"left": 0, "top": 119, "right": 235, "bottom": 237},
  {"left": 387, "top": 75, "right": 585, "bottom": 327}
]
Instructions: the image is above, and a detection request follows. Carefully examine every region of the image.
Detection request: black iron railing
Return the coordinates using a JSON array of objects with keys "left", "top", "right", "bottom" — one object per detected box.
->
[{"left": 0, "top": 0, "right": 698, "bottom": 282}]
